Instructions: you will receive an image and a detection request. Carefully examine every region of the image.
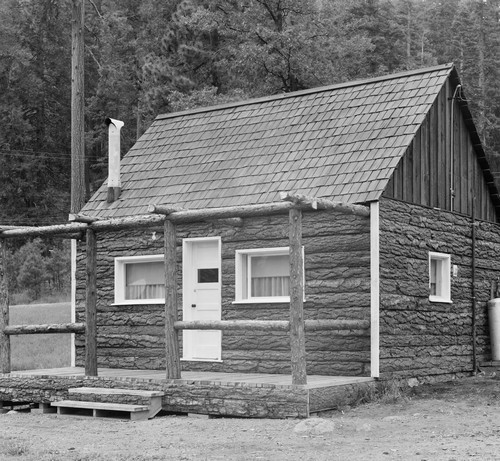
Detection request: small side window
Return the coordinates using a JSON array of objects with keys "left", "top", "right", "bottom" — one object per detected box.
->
[{"left": 429, "top": 252, "right": 451, "bottom": 303}]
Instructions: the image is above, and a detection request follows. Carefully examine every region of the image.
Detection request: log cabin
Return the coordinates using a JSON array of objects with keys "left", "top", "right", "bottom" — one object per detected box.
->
[{"left": 1, "top": 63, "right": 500, "bottom": 418}]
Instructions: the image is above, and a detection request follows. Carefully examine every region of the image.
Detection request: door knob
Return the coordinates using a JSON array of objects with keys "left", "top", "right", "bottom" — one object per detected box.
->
[{"left": 191, "top": 304, "right": 196, "bottom": 308}]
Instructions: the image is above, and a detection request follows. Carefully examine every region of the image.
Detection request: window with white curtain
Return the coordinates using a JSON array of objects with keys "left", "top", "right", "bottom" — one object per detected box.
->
[
  {"left": 235, "top": 247, "right": 303, "bottom": 303},
  {"left": 115, "top": 255, "right": 165, "bottom": 304},
  {"left": 250, "top": 254, "right": 290, "bottom": 298}
]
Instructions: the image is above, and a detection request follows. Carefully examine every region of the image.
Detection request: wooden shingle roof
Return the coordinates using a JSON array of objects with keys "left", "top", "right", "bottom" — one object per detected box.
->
[{"left": 83, "top": 64, "right": 455, "bottom": 218}]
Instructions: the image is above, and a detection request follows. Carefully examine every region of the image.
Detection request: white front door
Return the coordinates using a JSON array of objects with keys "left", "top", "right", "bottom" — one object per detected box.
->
[{"left": 182, "top": 238, "right": 221, "bottom": 361}]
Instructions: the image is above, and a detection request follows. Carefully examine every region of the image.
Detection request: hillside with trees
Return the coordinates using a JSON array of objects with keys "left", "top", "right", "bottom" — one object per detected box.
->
[{"left": 1, "top": 0, "right": 500, "bottom": 300}]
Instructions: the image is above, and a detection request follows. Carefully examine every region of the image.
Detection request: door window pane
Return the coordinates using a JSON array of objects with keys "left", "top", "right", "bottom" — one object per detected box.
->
[{"left": 198, "top": 268, "right": 219, "bottom": 283}]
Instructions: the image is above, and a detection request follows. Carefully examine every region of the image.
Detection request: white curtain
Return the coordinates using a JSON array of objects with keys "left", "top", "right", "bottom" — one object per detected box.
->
[
  {"left": 126, "top": 261, "right": 165, "bottom": 300},
  {"left": 251, "top": 276, "right": 290, "bottom": 297},
  {"left": 126, "top": 283, "right": 164, "bottom": 300},
  {"left": 250, "top": 254, "right": 290, "bottom": 297}
]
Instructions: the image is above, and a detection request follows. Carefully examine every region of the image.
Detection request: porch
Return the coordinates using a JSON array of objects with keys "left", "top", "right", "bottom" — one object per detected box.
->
[
  {"left": 0, "top": 367, "right": 375, "bottom": 418},
  {"left": 0, "top": 195, "right": 378, "bottom": 418}
]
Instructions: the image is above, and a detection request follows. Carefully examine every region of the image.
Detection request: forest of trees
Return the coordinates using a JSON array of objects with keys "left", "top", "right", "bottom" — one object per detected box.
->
[{"left": 1, "top": 0, "right": 500, "bottom": 300}]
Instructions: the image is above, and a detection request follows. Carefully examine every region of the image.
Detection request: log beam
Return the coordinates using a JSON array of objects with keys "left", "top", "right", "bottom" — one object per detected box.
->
[
  {"left": 174, "top": 320, "right": 370, "bottom": 331},
  {"left": 68, "top": 213, "right": 100, "bottom": 223},
  {"left": 150, "top": 201, "right": 298, "bottom": 221},
  {"left": 0, "top": 225, "right": 34, "bottom": 231},
  {"left": 0, "top": 222, "right": 89, "bottom": 238},
  {"left": 0, "top": 239, "right": 10, "bottom": 374},
  {"left": 305, "top": 319, "right": 370, "bottom": 331},
  {"left": 4, "top": 323, "right": 85, "bottom": 335},
  {"left": 280, "top": 192, "right": 370, "bottom": 217},
  {"left": 289, "top": 207, "right": 307, "bottom": 385},
  {"left": 175, "top": 320, "right": 290, "bottom": 331},
  {"left": 164, "top": 220, "right": 181, "bottom": 379},
  {"left": 0, "top": 215, "right": 167, "bottom": 238},
  {"left": 149, "top": 204, "right": 243, "bottom": 227},
  {"left": 85, "top": 229, "right": 98, "bottom": 376},
  {"left": 148, "top": 204, "right": 185, "bottom": 215}
]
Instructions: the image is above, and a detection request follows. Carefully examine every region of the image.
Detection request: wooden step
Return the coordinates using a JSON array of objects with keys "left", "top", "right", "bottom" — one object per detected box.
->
[{"left": 51, "top": 400, "right": 150, "bottom": 421}]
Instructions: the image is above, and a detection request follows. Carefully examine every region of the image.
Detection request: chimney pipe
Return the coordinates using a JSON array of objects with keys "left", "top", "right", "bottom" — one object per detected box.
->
[{"left": 105, "top": 117, "right": 124, "bottom": 203}]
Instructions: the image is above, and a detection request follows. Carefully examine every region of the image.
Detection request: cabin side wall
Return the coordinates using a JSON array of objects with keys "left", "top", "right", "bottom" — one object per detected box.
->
[
  {"left": 379, "top": 197, "right": 499, "bottom": 381},
  {"left": 75, "top": 209, "right": 371, "bottom": 376}
]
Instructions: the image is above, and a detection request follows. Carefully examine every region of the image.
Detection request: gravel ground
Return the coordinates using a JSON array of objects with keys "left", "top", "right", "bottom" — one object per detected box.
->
[{"left": 1, "top": 374, "right": 500, "bottom": 460}]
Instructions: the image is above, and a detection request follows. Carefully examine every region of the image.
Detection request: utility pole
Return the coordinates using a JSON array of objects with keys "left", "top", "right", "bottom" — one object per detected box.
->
[{"left": 71, "top": 0, "right": 85, "bottom": 214}]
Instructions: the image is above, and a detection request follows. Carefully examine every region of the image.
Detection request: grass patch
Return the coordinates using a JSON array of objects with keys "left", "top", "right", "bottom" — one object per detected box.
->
[
  {"left": 9, "top": 303, "right": 71, "bottom": 371},
  {"left": 373, "top": 379, "right": 410, "bottom": 404},
  {"left": 348, "top": 379, "right": 410, "bottom": 409},
  {"left": 10, "top": 292, "right": 70, "bottom": 307},
  {"left": 0, "top": 439, "right": 30, "bottom": 457}
]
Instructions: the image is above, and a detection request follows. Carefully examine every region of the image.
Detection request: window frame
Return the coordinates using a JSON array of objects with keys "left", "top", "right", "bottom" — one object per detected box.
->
[
  {"left": 234, "top": 247, "right": 304, "bottom": 304},
  {"left": 428, "top": 251, "right": 452, "bottom": 303},
  {"left": 114, "top": 254, "right": 165, "bottom": 305}
]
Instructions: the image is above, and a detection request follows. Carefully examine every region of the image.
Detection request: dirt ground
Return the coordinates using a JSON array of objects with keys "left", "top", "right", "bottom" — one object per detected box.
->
[{"left": 1, "top": 374, "right": 500, "bottom": 461}]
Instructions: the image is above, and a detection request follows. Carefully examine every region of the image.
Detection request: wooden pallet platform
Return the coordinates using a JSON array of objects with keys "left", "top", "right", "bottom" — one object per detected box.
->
[{"left": 52, "top": 400, "right": 150, "bottom": 421}]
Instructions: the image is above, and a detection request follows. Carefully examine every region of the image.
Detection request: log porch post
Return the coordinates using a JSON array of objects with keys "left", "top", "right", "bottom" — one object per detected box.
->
[
  {"left": 0, "top": 239, "right": 10, "bottom": 374},
  {"left": 164, "top": 220, "right": 181, "bottom": 378},
  {"left": 85, "top": 229, "right": 98, "bottom": 376},
  {"left": 289, "top": 208, "right": 307, "bottom": 385}
]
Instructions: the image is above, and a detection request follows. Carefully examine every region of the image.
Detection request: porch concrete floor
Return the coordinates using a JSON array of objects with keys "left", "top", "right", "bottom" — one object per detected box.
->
[{"left": 11, "top": 367, "right": 374, "bottom": 389}]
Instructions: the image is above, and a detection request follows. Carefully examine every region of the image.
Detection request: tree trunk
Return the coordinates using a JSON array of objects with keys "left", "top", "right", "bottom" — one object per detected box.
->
[{"left": 0, "top": 240, "right": 10, "bottom": 374}]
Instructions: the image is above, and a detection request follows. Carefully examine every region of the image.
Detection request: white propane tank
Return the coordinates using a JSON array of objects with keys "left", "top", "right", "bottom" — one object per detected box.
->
[{"left": 488, "top": 298, "right": 500, "bottom": 360}]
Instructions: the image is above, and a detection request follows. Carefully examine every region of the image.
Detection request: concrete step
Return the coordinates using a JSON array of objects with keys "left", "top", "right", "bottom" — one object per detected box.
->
[
  {"left": 480, "top": 361, "right": 500, "bottom": 375},
  {"left": 68, "top": 387, "right": 163, "bottom": 406},
  {"left": 69, "top": 387, "right": 164, "bottom": 397},
  {"left": 480, "top": 360, "right": 500, "bottom": 368},
  {"left": 51, "top": 400, "right": 150, "bottom": 421}
]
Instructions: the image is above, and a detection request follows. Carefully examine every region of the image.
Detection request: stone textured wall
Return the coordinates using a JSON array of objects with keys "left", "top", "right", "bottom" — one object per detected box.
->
[
  {"left": 75, "top": 209, "right": 371, "bottom": 376},
  {"left": 379, "top": 197, "right": 500, "bottom": 381}
]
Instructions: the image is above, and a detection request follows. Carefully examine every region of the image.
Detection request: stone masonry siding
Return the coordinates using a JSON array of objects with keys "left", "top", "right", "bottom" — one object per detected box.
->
[
  {"left": 75, "top": 209, "right": 371, "bottom": 376},
  {"left": 379, "top": 197, "right": 500, "bottom": 381}
]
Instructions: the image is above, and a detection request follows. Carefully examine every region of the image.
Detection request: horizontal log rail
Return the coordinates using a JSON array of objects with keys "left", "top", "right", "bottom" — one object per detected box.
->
[
  {"left": 305, "top": 319, "right": 370, "bottom": 331},
  {"left": 174, "top": 319, "right": 370, "bottom": 332},
  {"left": 4, "top": 322, "right": 85, "bottom": 335}
]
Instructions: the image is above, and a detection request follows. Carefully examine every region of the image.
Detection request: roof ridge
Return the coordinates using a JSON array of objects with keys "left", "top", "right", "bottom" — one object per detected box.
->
[{"left": 156, "top": 63, "right": 454, "bottom": 121}]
